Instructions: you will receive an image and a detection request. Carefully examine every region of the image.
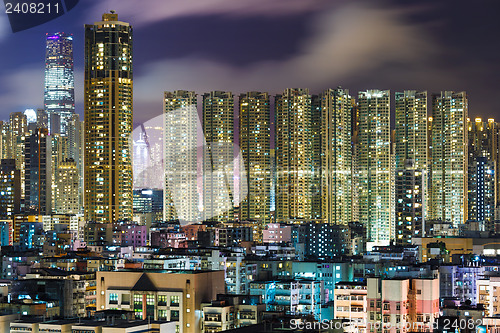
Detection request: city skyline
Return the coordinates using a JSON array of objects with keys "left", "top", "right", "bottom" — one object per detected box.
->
[{"left": 2, "top": 4, "right": 500, "bottom": 331}]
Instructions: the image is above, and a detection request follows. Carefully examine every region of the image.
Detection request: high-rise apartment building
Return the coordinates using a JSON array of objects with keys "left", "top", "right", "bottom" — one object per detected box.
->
[
  {"left": 84, "top": 12, "right": 133, "bottom": 224},
  {"left": 394, "top": 91, "right": 428, "bottom": 239},
  {"left": 44, "top": 32, "right": 75, "bottom": 135},
  {"left": 0, "top": 159, "right": 21, "bottom": 218},
  {"left": 357, "top": 90, "right": 392, "bottom": 247},
  {"left": 202, "top": 91, "right": 235, "bottom": 223},
  {"left": 9, "top": 112, "right": 27, "bottom": 169},
  {"left": 318, "top": 88, "right": 354, "bottom": 225},
  {"left": 0, "top": 121, "right": 10, "bottom": 160},
  {"left": 468, "top": 118, "right": 497, "bottom": 230},
  {"left": 67, "top": 113, "right": 83, "bottom": 211},
  {"left": 24, "top": 128, "right": 51, "bottom": 215},
  {"left": 275, "top": 88, "right": 313, "bottom": 222},
  {"left": 395, "top": 91, "right": 428, "bottom": 170},
  {"left": 429, "top": 91, "right": 468, "bottom": 227},
  {"left": 54, "top": 159, "right": 79, "bottom": 214},
  {"left": 36, "top": 108, "right": 48, "bottom": 129},
  {"left": 395, "top": 161, "right": 425, "bottom": 245},
  {"left": 311, "top": 96, "right": 322, "bottom": 220},
  {"left": 239, "top": 92, "right": 271, "bottom": 224},
  {"left": 164, "top": 90, "right": 199, "bottom": 223},
  {"left": 51, "top": 133, "right": 68, "bottom": 210}
]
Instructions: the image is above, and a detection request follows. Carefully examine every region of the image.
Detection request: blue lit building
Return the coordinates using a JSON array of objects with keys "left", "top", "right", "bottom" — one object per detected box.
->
[
  {"left": 133, "top": 189, "right": 163, "bottom": 221},
  {"left": 44, "top": 32, "right": 74, "bottom": 135},
  {"left": 0, "top": 221, "right": 10, "bottom": 246},
  {"left": 292, "top": 222, "right": 350, "bottom": 258},
  {"left": 468, "top": 157, "right": 495, "bottom": 228},
  {"left": 18, "top": 222, "right": 44, "bottom": 251},
  {"left": 249, "top": 279, "right": 324, "bottom": 319},
  {"left": 0, "top": 159, "right": 21, "bottom": 218}
]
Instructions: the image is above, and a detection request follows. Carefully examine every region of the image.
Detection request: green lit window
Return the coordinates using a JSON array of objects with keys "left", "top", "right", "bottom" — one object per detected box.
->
[
  {"left": 158, "top": 309, "right": 168, "bottom": 320},
  {"left": 170, "top": 295, "right": 180, "bottom": 306},
  {"left": 158, "top": 295, "right": 167, "bottom": 306},
  {"left": 134, "top": 294, "right": 143, "bottom": 319}
]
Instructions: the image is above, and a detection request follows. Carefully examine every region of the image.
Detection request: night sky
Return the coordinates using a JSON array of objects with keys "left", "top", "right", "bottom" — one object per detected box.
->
[{"left": 0, "top": 0, "right": 499, "bottom": 125}]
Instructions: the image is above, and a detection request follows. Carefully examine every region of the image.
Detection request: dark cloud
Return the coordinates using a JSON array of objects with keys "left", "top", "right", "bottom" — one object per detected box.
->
[{"left": 0, "top": 0, "right": 499, "bottom": 122}]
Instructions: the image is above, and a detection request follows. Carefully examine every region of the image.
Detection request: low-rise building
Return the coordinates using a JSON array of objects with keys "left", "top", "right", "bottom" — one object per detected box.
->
[
  {"left": 96, "top": 270, "right": 225, "bottom": 333},
  {"left": 366, "top": 277, "right": 440, "bottom": 333},
  {"left": 477, "top": 276, "right": 500, "bottom": 317},
  {"left": 333, "top": 281, "right": 367, "bottom": 333},
  {"left": 202, "top": 295, "right": 264, "bottom": 333}
]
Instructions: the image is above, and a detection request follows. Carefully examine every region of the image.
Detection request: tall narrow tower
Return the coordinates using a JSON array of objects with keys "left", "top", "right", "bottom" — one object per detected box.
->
[
  {"left": 357, "top": 90, "right": 392, "bottom": 247},
  {"left": 202, "top": 91, "right": 235, "bottom": 223},
  {"left": 275, "top": 88, "right": 313, "bottom": 222},
  {"left": 84, "top": 12, "right": 133, "bottom": 223},
  {"left": 164, "top": 90, "right": 199, "bottom": 223},
  {"left": 394, "top": 91, "right": 428, "bottom": 170},
  {"left": 430, "top": 91, "right": 468, "bottom": 227},
  {"left": 319, "top": 88, "right": 354, "bottom": 225},
  {"left": 44, "top": 32, "right": 75, "bottom": 135},
  {"left": 239, "top": 91, "right": 271, "bottom": 224}
]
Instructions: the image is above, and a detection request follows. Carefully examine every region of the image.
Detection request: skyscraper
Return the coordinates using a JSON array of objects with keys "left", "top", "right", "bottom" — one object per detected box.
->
[
  {"left": 24, "top": 128, "right": 51, "bottom": 215},
  {"left": 395, "top": 91, "right": 428, "bottom": 170},
  {"left": 164, "top": 90, "right": 199, "bottom": 222},
  {"left": 357, "top": 90, "right": 392, "bottom": 247},
  {"left": 202, "top": 91, "right": 235, "bottom": 223},
  {"left": 9, "top": 112, "right": 27, "bottom": 199},
  {"left": 429, "top": 91, "right": 468, "bottom": 227},
  {"left": 468, "top": 118, "right": 497, "bottom": 230},
  {"left": 239, "top": 91, "right": 271, "bottom": 224},
  {"left": 275, "top": 88, "right": 313, "bottom": 222},
  {"left": 318, "top": 88, "right": 354, "bottom": 225},
  {"left": 50, "top": 133, "right": 68, "bottom": 211},
  {"left": 54, "top": 159, "right": 79, "bottom": 214},
  {"left": 44, "top": 32, "right": 75, "bottom": 135},
  {"left": 394, "top": 91, "right": 428, "bottom": 237},
  {"left": 0, "top": 159, "right": 21, "bottom": 218},
  {"left": 395, "top": 161, "right": 425, "bottom": 245},
  {"left": 84, "top": 12, "right": 133, "bottom": 224},
  {"left": 67, "top": 113, "right": 83, "bottom": 211}
]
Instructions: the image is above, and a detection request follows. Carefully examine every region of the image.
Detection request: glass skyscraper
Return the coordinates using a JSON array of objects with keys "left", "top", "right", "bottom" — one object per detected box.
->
[{"left": 44, "top": 32, "right": 75, "bottom": 135}]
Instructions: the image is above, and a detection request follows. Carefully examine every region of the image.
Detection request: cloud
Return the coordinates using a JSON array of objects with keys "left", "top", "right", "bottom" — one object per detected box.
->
[
  {"left": 0, "top": 65, "right": 84, "bottom": 117},
  {"left": 0, "top": 66, "right": 44, "bottom": 113},
  {"left": 86, "top": 0, "right": 332, "bottom": 26},
  {"left": 131, "top": 2, "right": 437, "bottom": 122},
  {"left": 0, "top": 12, "right": 11, "bottom": 41}
]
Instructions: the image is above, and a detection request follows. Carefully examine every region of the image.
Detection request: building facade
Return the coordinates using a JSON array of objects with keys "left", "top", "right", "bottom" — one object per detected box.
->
[
  {"left": 429, "top": 91, "right": 468, "bottom": 227},
  {"left": 164, "top": 90, "right": 199, "bottom": 223},
  {"left": 239, "top": 92, "right": 271, "bottom": 224},
  {"left": 275, "top": 88, "right": 313, "bottom": 222},
  {"left": 44, "top": 32, "right": 75, "bottom": 135},
  {"left": 318, "top": 88, "right": 354, "bottom": 225},
  {"left": 202, "top": 91, "right": 235, "bottom": 223},
  {"left": 84, "top": 12, "right": 133, "bottom": 224},
  {"left": 357, "top": 90, "right": 392, "bottom": 247}
]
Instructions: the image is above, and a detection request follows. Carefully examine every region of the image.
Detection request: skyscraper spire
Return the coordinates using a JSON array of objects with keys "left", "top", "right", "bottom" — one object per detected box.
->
[{"left": 44, "top": 32, "right": 75, "bottom": 135}]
